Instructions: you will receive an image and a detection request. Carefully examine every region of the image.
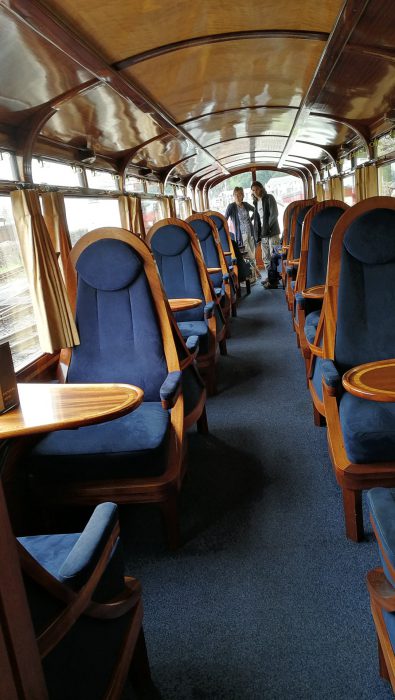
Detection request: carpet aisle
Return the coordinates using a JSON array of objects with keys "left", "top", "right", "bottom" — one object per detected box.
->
[{"left": 123, "top": 284, "right": 392, "bottom": 700}]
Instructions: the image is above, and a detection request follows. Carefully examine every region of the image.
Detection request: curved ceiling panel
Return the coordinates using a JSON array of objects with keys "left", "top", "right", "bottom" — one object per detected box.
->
[
  {"left": 220, "top": 152, "right": 281, "bottom": 164},
  {"left": 43, "top": 0, "right": 343, "bottom": 63},
  {"left": 126, "top": 38, "right": 326, "bottom": 122},
  {"left": 0, "top": 8, "right": 93, "bottom": 125},
  {"left": 208, "top": 136, "right": 287, "bottom": 160},
  {"left": 130, "top": 136, "right": 196, "bottom": 169},
  {"left": 289, "top": 142, "right": 328, "bottom": 161},
  {"left": 171, "top": 153, "right": 219, "bottom": 178},
  {"left": 182, "top": 108, "right": 297, "bottom": 146},
  {"left": 297, "top": 115, "right": 354, "bottom": 147},
  {"left": 42, "top": 84, "right": 163, "bottom": 156}
]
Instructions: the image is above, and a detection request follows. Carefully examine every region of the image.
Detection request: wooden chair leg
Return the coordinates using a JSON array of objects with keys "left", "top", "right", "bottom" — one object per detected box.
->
[
  {"left": 160, "top": 493, "right": 180, "bottom": 550},
  {"left": 129, "top": 629, "right": 160, "bottom": 698},
  {"left": 378, "top": 635, "right": 391, "bottom": 682},
  {"left": 197, "top": 406, "right": 209, "bottom": 435},
  {"left": 219, "top": 338, "right": 227, "bottom": 356},
  {"left": 342, "top": 488, "right": 364, "bottom": 542},
  {"left": 313, "top": 404, "right": 326, "bottom": 427}
]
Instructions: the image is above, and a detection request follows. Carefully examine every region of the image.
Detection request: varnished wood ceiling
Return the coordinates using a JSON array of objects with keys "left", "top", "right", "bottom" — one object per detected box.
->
[{"left": 0, "top": 0, "right": 394, "bottom": 183}]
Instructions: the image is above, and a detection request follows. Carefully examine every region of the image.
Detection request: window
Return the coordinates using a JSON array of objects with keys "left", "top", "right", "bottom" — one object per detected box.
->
[
  {"left": 0, "top": 197, "right": 41, "bottom": 370},
  {"left": 85, "top": 168, "right": 120, "bottom": 191},
  {"left": 164, "top": 183, "right": 175, "bottom": 196},
  {"left": 323, "top": 180, "right": 331, "bottom": 200},
  {"left": 342, "top": 174, "right": 356, "bottom": 206},
  {"left": 174, "top": 199, "right": 191, "bottom": 220},
  {"left": 0, "top": 151, "right": 16, "bottom": 181},
  {"left": 64, "top": 197, "right": 121, "bottom": 246},
  {"left": 125, "top": 176, "right": 145, "bottom": 193},
  {"left": 32, "top": 158, "right": 81, "bottom": 187},
  {"left": 376, "top": 132, "right": 395, "bottom": 158},
  {"left": 339, "top": 155, "right": 352, "bottom": 173},
  {"left": 378, "top": 162, "right": 395, "bottom": 197},
  {"left": 141, "top": 198, "right": 166, "bottom": 234},
  {"left": 146, "top": 181, "right": 161, "bottom": 195},
  {"left": 353, "top": 148, "right": 369, "bottom": 167}
]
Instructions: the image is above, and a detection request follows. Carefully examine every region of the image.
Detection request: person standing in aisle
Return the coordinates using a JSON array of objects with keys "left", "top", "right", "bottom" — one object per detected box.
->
[
  {"left": 225, "top": 186, "right": 259, "bottom": 283},
  {"left": 251, "top": 180, "right": 280, "bottom": 288}
]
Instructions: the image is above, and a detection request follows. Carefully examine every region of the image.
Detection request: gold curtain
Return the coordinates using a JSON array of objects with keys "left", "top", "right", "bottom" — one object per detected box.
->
[
  {"left": 41, "top": 191, "right": 77, "bottom": 310},
  {"left": 184, "top": 197, "right": 193, "bottom": 218},
  {"left": 330, "top": 176, "right": 343, "bottom": 200},
  {"left": 118, "top": 195, "right": 145, "bottom": 236},
  {"left": 11, "top": 190, "right": 79, "bottom": 352},
  {"left": 355, "top": 164, "right": 378, "bottom": 201},
  {"left": 162, "top": 195, "right": 176, "bottom": 218},
  {"left": 316, "top": 182, "right": 324, "bottom": 202}
]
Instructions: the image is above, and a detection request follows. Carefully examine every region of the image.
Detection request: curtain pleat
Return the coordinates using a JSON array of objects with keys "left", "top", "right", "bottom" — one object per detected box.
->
[
  {"left": 316, "top": 182, "right": 324, "bottom": 202},
  {"left": 41, "top": 192, "right": 77, "bottom": 311},
  {"left": 330, "top": 176, "right": 343, "bottom": 200},
  {"left": 118, "top": 195, "right": 145, "bottom": 236},
  {"left": 355, "top": 164, "right": 378, "bottom": 201},
  {"left": 11, "top": 190, "right": 79, "bottom": 352}
]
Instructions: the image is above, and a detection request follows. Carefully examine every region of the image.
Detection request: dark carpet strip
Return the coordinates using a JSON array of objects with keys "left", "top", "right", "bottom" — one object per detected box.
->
[{"left": 122, "top": 285, "right": 392, "bottom": 700}]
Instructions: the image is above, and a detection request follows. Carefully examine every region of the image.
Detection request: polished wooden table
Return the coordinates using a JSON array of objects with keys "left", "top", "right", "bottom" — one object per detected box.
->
[
  {"left": 0, "top": 382, "right": 144, "bottom": 438},
  {"left": 168, "top": 298, "right": 202, "bottom": 312},
  {"left": 343, "top": 359, "right": 395, "bottom": 402},
  {"left": 302, "top": 284, "right": 325, "bottom": 300}
]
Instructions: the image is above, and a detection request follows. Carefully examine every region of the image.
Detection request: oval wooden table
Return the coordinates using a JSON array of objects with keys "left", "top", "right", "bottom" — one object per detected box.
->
[
  {"left": 0, "top": 382, "right": 144, "bottom": 438},
  {"left": 168, "top": 298, "right": 202, "bottom": 312},
  {"left": 302, "top": 284, "right": 325, "bottom": 300},
  {"left": 342, "top": 359, "right": 395, "bottom": 402}
]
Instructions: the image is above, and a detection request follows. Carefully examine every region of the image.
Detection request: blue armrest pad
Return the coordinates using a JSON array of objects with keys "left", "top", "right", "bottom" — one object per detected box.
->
[
  {"left": 204, "top": 301, "right": 215, "bottom": 319},
  {"left": 321, "top": 359, "right": 341, "bottom": 389},
  {"left": 295, "top": 292, "right": 306, "bottom": 310},
  {"left": 223, "top": 272, "right": 230, "bottom": 282},
  {"left": 186, "top": 335, "right": 199, "bottom": 354},
  {"left": 228, "top": 265, "right": 234, "bottom": 272},
  {"left": 58, "top": 503, "right": 118, "bottom": 590},
  {"left": 214, "top": 287, "right": 222, "bottom": 297},
  {"left": 286, "top": 266, "right": 293, "bottom": 276},
  {"left": 232, "top": 257, "right": 237, "bottom": 265},
  {"left": 160, "top": 370, "right": 182, "bottom": 405},
  {"left": 305, "top": 323, "right": 317, "bottom": 344}
]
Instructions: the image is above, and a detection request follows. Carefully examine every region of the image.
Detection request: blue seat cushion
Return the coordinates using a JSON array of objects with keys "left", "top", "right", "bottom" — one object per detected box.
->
[
  {"left": 311, "top": 356, "right": 324, "bottom": 401},
  {"left": 367, "top": 488, "right": 395, "bottom": 586},
  {"left": 304, "top": 310, "right": 321, "bottom": 344},
  {"left": 28, "top": 403, "right": 170, "bottom": 479},
  {"left": 339, "top": 392, "right": 395, "bottom": 463},
  {"left": 177, "top": 320, "right": 209, "bottom": 354}
]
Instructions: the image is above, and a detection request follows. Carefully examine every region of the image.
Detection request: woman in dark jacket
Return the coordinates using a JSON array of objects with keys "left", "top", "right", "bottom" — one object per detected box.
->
[{"left": 224, "top": 187, "right": 259, "bottom": 282}]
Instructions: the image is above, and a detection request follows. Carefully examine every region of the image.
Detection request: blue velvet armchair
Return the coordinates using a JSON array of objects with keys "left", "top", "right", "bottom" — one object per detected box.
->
[
  {"left": 206, "top": 210, "right": 239, "bottom": 312},
  {"left": 367, "top": 487, "right": 395, "bottom": 692},
  {"left": 26, "top": 228, "right": 197, "bottom": 548},
  {"left": 18, "top": 502, "right": 154, "bottom": 698},
  {"left": 147, "top": 217, "right": 225, "bottom": 394},
  {"left": 315, "top": 198, "right": 395, "bottom": 541}
]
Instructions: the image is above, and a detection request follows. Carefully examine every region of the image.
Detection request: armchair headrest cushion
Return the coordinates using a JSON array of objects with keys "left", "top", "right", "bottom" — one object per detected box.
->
[
  {"left": 311, "top": 206, "right": 345, "bottom": 239},
  {"left": 150, "top": 225, "right": 190, "bottom": 256},
  {"left": 188, "top": 218, "right": 212, "bottom": 240},
  {"left": 76, "top": 239, "right": 142, "bottom": 291},
  {"left": 344, "top": 209, "right": 395, "bottom": 264}
]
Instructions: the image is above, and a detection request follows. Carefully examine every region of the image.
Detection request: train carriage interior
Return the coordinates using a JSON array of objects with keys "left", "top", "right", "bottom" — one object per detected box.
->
[{"left": 2, "top": 0, "right": 395, "bottom": 698}]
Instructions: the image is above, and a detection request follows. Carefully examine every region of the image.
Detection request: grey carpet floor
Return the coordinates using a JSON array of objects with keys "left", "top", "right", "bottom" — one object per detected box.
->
[{"left": 121, "top": 284, "right": 393, "bottom": 700}]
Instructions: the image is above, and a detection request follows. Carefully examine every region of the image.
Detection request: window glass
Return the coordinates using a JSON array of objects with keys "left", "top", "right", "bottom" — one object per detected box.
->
[
  {"left": 32, "top": 158, "right": 80, "bottom": 187},
  {"left": 340, "top": 156, "right": 352, "bottom": 173},
  {"left": 85, "top": 168, "right": 119, "bottom": 191},
  {"left": 323, "top": 180, "right": 331, "bottom": 199},
  {"left": 0, "top": 197, "right": 41, "bottom": 370},
  {"left": 141, "top": 198, "right": 166, "bottom": 234},
  {"left": 146, "top": 181, "right": 161, "bottom": 195},
  {"left": 378, "top": 162, "right": 395, "bottom": 197},
  {"left": 175, "top": 186, "right": 185, "bottom": 198},
  {"left": 342, "top": 174, "right": 356, "bottom": 205},
  {"left": 164, "top": 183, "right": 175, "bottom": 196},
  {"left": 0, "top": 151, "right": 16, "bottom": 181},
  {"left": 174, "top": 199, "right": 191, "bottom": 220},
  {"left": 354, "top": 148, "right": 369, "bottom": 167},
  {"left": 125, "top": 176, "right": 145, "bottom": 193},
  {"left": 377, "top": 132, "right": 395, "bottom": 158},
  {"left": 329, "top": 164, "right": 338, "bottom": 177},
  {"left": 64, "top": 197, "right": 121, "bottom": 246}
]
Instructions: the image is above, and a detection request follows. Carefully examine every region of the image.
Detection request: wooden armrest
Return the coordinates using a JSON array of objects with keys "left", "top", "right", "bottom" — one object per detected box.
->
[
  {"left": 208, "top": 267, "right": 221, "bottom": 273},
  {"left": 287, "top": 258, "right": 300, "bottom": 266},
  {"left": 307, "top": 340, "right": 323, "bottom": 357},
  {"left": 367, "top": 568, "right": 395, "bottom": 612}
]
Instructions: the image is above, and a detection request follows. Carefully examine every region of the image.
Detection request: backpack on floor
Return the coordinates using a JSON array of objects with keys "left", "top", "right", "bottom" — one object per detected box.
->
[{"left": 267, "top": 252, "right": 281, "bottom": 288}]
